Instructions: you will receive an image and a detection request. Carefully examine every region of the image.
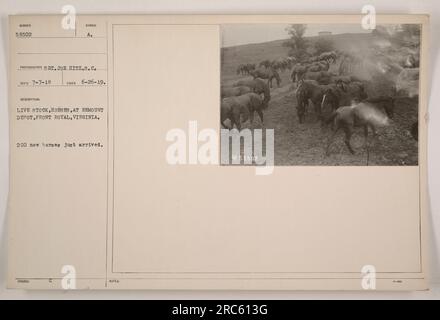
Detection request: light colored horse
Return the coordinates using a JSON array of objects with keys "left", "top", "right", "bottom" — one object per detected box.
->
[{"left": 325, "top": 103, "right": 390, "bottom": 156}]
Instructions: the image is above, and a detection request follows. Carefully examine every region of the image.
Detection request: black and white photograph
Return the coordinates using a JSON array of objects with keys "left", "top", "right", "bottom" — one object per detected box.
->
[{"left": 221, "top": 23, "right": 421, "bottom": 166}]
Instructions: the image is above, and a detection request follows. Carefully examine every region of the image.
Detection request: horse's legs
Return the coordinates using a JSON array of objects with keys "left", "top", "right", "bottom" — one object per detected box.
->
[
  {"left": 303, "top": 100, "right": 309, "bottom": 122},
  {"left": 249, "top": 111, "right": 254, "bottom": 129},
  {"left": 365, "top": 124, "right": 378, "bottom": 154},
  {"left": 305, "top": 100, "right": 312, "bottom": 120},
  {"left": 343, "top": 125, "right": 355, "bottom": 154},
  {"left": 297, "top": 100, "right": 305, "bottom": 124},
  {"left": 362, "top": 124, "right": 370, "bottom": 153},
  {"left": 363, "top": 125, "right": 369, "bottom": 141},
  {"left": 256, "top": 109, "right": 264, "bottom": 128},
  {"left": 232, "top": 112, "right": 241, "bottom": 131},
  {"left": 325, "top": 126, "right": 340, "bottom": 156},
  {"left": 370, "top": 124, "right": 377, "bottom": 136},
  {"left": 364, "top": 124, "right": 378, "bottom": 143}
]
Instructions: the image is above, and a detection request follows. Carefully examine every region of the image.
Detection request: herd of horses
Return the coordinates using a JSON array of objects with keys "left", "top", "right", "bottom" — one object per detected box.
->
[{"left": 222, "top": 48, "right": 419, "bottom": 157}]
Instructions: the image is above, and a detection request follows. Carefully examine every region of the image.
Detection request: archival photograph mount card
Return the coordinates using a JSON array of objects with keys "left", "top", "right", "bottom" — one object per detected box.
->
[{"left": 7, "top": 14, "right": 429, "bottom": 290}]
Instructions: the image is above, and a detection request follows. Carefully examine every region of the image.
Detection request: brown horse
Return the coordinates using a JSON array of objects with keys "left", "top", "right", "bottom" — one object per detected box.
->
[
  {"left": 221, "top": 85, "right": 251, "bottom": 98},
  {"left": 295, "top": 80, "right": 340, "bottom": 123},
  {"left": 320, "top": 81, "right": 368, "bottom": 108},
  {"left": 251, "top": 68, "right": 281, "bottom": 88},
  {"left": 221, "top": 93, "right": 268, "bottom": 130},
  {"left": 236, "top": 63, "right": 256, "bottom": 75},
  {"left": 233, "top": 78, "right": 271, "bottom": 104}
]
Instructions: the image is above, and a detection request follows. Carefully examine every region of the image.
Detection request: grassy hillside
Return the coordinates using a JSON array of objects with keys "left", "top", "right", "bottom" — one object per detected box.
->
[{"left": 221, "top": 32, "right": 374, "bottom": 77}]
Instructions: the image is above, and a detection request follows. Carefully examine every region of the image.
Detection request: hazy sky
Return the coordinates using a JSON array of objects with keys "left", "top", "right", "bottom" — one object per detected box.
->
[{"left": 221, "top": 24, "right": 371, "bottom": 47}]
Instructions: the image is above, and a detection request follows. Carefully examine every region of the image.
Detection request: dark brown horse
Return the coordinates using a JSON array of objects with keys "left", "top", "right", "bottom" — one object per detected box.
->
[
  {"left": 295, "top": 80, "right": 340, "bottom": 124},
  {"left": 251, "top": 68, "right": 281, "bottom": 88},
  {"left": 233, "top": 78, "right": 271, "bottom": 104},
  {"left": 221, "top": 85, "right": 251, "bottom": 98},
  {"left": 236, "top": 63, "right": 256, "bottom": 75},
  {"left": 320, "top": 81, "right": 368, "bottom": 110},
  {"left": 221, "top": 93, "right": 268, "bottom": 130}
]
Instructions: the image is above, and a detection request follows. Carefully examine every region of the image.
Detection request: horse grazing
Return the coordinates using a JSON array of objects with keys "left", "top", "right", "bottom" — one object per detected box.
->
[
  {"left": 295, "top": 80, "right": 324, "bottom": 123},
  {"left": 233, "top": 78, "right": 271, "bottom": 104},
  {"left": 272, "top": 57, "right": 293, "bottom": 72},
  {"left": 221, "top": 93, "right": 268, "bottom": 130},
  {"left": 236, "top": 63, "right": 256, "bottom": 75},
  {"left": 290, "top": 64, "right": 309, "bottom": 84},
  {"left": 221, "top": 85, "right": 251, "bottom": 98},
  {"left": 325, "top": 102, "right": 391, "bottom": 156},
  {"left": 250, "top": 68, "right": 281, "bottom": 88}
]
